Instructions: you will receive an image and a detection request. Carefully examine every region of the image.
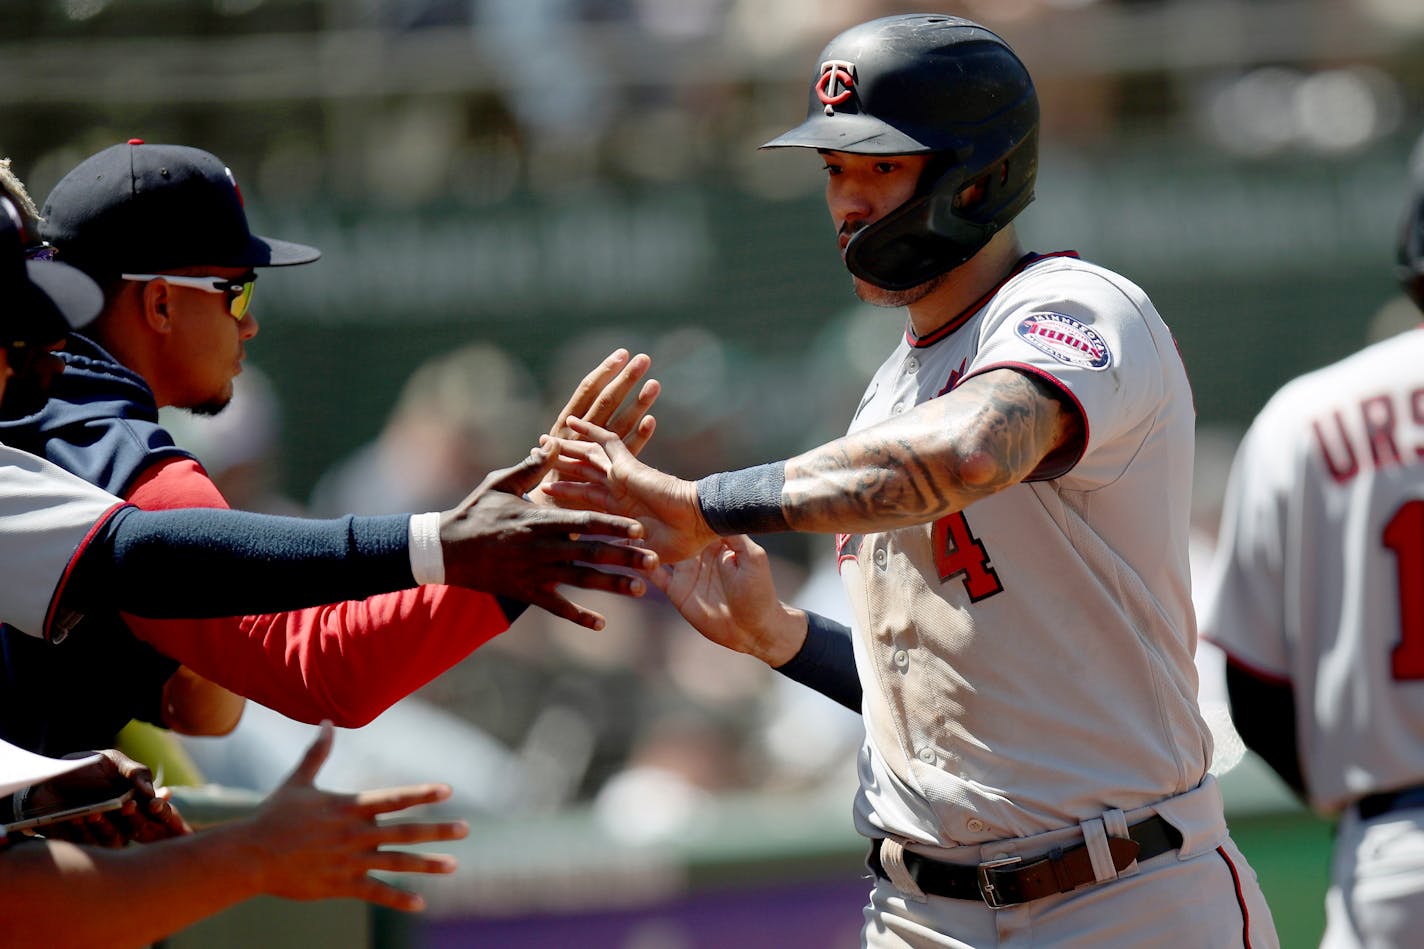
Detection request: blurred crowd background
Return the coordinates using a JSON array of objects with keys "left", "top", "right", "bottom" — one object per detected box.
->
[{"left": 4, "top": 0, "right": 1424, "bottom": 939}]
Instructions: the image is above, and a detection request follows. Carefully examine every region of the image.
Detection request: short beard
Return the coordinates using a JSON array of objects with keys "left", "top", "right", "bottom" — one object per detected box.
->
[
  {"left": 851, "top": 269, "right": 948, "bottom": 308},
  {"left": 186, "top": 396, "right": 232, "bottom": 418}
]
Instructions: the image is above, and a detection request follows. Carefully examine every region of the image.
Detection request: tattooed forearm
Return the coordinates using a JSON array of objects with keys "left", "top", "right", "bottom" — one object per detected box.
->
[
  {"left": 960, "top": 371, "right": 1065, "bottom": 489},
  {"left": 786, "top": 438, "right": 937, "bottom": 526},
  {"left": 781, "top": 369, "right": 1077, "bottom": 534}
]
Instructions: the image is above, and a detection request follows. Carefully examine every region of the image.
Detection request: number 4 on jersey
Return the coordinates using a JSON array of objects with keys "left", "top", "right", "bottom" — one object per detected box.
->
[{"left": 932, "top": 512, "right": 1003, "bottom": 602}]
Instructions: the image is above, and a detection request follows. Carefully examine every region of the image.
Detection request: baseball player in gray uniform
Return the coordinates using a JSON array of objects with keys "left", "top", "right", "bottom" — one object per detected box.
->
[
  {"left": 545, "top": 14, "right": 1279, "bottom": 948},
  {"left": 1200, "top": 134, "right": 1424, "bottom": 948}
]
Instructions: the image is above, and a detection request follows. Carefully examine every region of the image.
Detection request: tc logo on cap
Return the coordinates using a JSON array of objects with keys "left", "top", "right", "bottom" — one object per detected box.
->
[{"left": 816, "top": 60, "right": 856, "bottom": 116}]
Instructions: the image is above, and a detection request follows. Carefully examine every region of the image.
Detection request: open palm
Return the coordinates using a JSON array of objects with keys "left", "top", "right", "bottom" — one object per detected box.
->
[{"left": 652, "top": 534, "right": 803, "bottom": 667}]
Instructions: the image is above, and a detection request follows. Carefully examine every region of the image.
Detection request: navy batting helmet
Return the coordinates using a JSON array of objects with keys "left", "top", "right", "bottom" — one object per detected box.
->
[
  {"left": 763, "top": 14, "right": 1038, "bottom": 290},
  {"left": 1397, "top": 132, "right": 1424, "bottom": 310}
]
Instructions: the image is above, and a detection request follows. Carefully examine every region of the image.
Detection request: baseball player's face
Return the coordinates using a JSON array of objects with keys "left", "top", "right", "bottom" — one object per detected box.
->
[
  {"left": 156, "top": 265, "right": 259, "bottom": 416},
  {"left": 820, "top": 150, "right": 947, "bottom": 307}
]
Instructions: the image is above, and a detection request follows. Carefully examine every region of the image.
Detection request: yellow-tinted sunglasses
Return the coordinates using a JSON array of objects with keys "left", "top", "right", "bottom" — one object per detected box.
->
[{"left": 120, "top": 271, "right": 257, "bottom": 320}]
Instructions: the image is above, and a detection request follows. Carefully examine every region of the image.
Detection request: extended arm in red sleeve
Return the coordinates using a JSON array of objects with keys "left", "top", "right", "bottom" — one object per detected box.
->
[
  {"left": 217, "top": 586, "right": 510, "bottom": 726},
  {"left": 121, "top": 458, "right": 512, "bottom": 726}
]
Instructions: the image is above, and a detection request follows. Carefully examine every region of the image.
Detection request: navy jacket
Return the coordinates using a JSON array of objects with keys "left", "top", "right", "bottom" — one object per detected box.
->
[{"left": 0, "top": 335, "right": 193, "bottom": 755}]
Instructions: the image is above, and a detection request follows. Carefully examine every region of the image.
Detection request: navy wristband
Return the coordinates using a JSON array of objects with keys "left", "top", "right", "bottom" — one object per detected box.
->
[
  {"left": 775, "top": 610, "right": 861, "bottom": 712},
  {"left": 696, "top": 462, "right": 790, "bottom": 536}
]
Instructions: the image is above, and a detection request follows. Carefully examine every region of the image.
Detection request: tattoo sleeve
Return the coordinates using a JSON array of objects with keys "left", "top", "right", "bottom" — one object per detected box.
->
[{"left": 781, "top": 368, "right": 1081, "bottom": 533}]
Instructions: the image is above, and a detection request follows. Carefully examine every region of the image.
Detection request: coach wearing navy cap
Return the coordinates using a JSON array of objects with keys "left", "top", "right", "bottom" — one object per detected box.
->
[
  {"left": 33, "top": 139, "right": 320, "bottom": 418},
  {"left": 0, "top": 139, "right": 328, "bottom": 752}
]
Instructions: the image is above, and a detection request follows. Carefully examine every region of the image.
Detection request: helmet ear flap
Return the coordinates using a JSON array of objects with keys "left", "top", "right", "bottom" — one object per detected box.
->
[
  {"left": 845, "top": 167, "right": 991, "bottom": 291},
  {"left": 846, "top": 134, "right": 1038, "bottom": 292}
]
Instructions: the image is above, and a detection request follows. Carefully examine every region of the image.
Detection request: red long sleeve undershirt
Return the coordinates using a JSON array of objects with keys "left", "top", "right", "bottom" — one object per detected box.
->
[{"left": 119, "top": 457, "right": 510, "bottom": 726}]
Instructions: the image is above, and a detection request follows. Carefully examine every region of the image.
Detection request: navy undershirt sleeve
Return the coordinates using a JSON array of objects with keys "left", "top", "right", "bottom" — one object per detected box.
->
[
  {"left": 70, "top": 507, "right": 416, "bottom": 618},
  {"left": 1225, "top": 662, "right": 1306, "bottom": 800},
  {"left": 774, "top": 610, "right": 862, "bottom": 712}
]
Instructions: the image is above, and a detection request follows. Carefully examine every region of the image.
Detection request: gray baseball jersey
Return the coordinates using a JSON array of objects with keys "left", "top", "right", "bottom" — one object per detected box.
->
[
  {"left": 837, "top": 253, "right": 1209, "bottom": 847},
  {"left": 0, "top": 442, "right": 123, "bottom": 640},
  {"left": 1202, "top": 326, "right": 1424, "bottom": 814}
]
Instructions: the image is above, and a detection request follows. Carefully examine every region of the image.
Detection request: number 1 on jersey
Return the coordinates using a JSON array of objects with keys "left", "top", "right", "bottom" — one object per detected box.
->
[
  {"left": 932, "top": 511, "right": 1003, "bottom": 602},
  {"left": 1386, "top": 499, "right": 1424, "bottom": 680}
]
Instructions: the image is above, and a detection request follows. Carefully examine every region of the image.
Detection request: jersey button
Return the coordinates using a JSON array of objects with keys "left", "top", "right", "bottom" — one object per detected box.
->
[
  {"left": 892, "top": 648, "right": 909, "bottom": 669},
  {"left": 873, "top": 548, "right": 888, "bottom": 568},
  {"left": 917, "top": 746, "right": 936, "bottom": 764},
  {"left": 891, "top": 402, "right": 906, "bottom": 415},
  {"left": 904, "top": 357, "right": 919, "bottom": 375},
  {"left": 966, "top": 819, "right": 987, "bottom": 833}
]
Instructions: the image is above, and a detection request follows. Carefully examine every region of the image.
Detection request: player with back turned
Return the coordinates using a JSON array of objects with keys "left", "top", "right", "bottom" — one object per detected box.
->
[
  {"left": 1200, "top": 132, "right": 1424, "bottom": 948},
  {"left": 546, "top": 14, "right": 1279, "bottom": 947}
]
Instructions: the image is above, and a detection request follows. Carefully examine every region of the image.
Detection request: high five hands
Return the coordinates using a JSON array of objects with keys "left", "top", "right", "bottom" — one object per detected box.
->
[
  {"left": 437, "top": 351, "right": 665, "bottom": 631},
  {"left": 541, "top": 416, "right": 718, "bottom": 566},
  {"left": 541, "top": 416, "right": 808, "bottom": 665}
]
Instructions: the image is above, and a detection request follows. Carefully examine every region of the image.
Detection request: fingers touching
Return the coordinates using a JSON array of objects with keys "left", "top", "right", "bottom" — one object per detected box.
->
[{"left": 487, "top": 446, "right": 560, "bottom": 498}]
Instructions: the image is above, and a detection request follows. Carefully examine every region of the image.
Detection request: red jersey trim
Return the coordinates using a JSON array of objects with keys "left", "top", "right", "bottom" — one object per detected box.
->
[
  {"left": 1216, "top": 845, "right": 1256, "bottom": 948},
  {"left": 44, "top": 501, "right": 129, "bottom": 643},
  {"left": 906, "top": 251, "right": 1081, "bottom": 349}
]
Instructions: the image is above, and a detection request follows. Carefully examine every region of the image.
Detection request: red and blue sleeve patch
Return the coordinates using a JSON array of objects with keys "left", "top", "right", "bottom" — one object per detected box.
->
[{"left": 1015, "top": 313, "right": 1113, "bottom": 371}]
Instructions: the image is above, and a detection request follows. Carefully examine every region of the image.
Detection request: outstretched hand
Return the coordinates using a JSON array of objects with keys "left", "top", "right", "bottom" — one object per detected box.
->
[
  {"left": 248, "top": 722, "right": 468, "bottom": 912},
  {"left": 653, "top": 534, "right": 807, "bottom": 667},
  {"left": 439, "top": 445, "right": 659, "bottom": 630},
  {"left": 542, "top": 417, "right": 719, "bottom": 565},
  {"left": 530, "top": 348, "right": 659, "bottom": 506}
]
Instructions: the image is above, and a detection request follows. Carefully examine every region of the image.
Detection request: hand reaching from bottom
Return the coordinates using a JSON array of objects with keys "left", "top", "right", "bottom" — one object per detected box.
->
[
  {"left": 652, "top": 534, "right": 808, "bottom": 668},
  {"left": 242, "top": 722, "right": 468, "bottom": 912}
]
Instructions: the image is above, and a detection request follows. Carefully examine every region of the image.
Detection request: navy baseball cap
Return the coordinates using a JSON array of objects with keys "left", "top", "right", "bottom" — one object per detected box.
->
[
  {"left": 39, "top": 139, "right": 320, "bottom": 280},
  {"left": 1, "top": 196, "right": 102, "bottom": 346}
]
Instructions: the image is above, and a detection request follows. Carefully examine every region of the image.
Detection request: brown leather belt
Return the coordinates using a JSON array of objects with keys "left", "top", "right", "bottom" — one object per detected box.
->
[{"left": 868, "top": 814, "right": 1182, "bottom": 909}]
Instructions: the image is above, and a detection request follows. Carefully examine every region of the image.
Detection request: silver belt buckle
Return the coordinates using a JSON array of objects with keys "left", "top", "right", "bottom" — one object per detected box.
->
[{"left": 976, "top": 855, "right": 1023, "bottom": 908}]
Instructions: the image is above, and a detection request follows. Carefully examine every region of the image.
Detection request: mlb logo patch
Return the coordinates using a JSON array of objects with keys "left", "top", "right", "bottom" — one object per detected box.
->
[{"left": 1015, "top": 313, "right": 1112, "bottom": 370}]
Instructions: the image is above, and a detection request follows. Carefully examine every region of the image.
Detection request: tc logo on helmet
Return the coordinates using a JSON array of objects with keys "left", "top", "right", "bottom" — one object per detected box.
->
[{"left": 816, "top": 60, "right": 856, "bottom": 116}]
